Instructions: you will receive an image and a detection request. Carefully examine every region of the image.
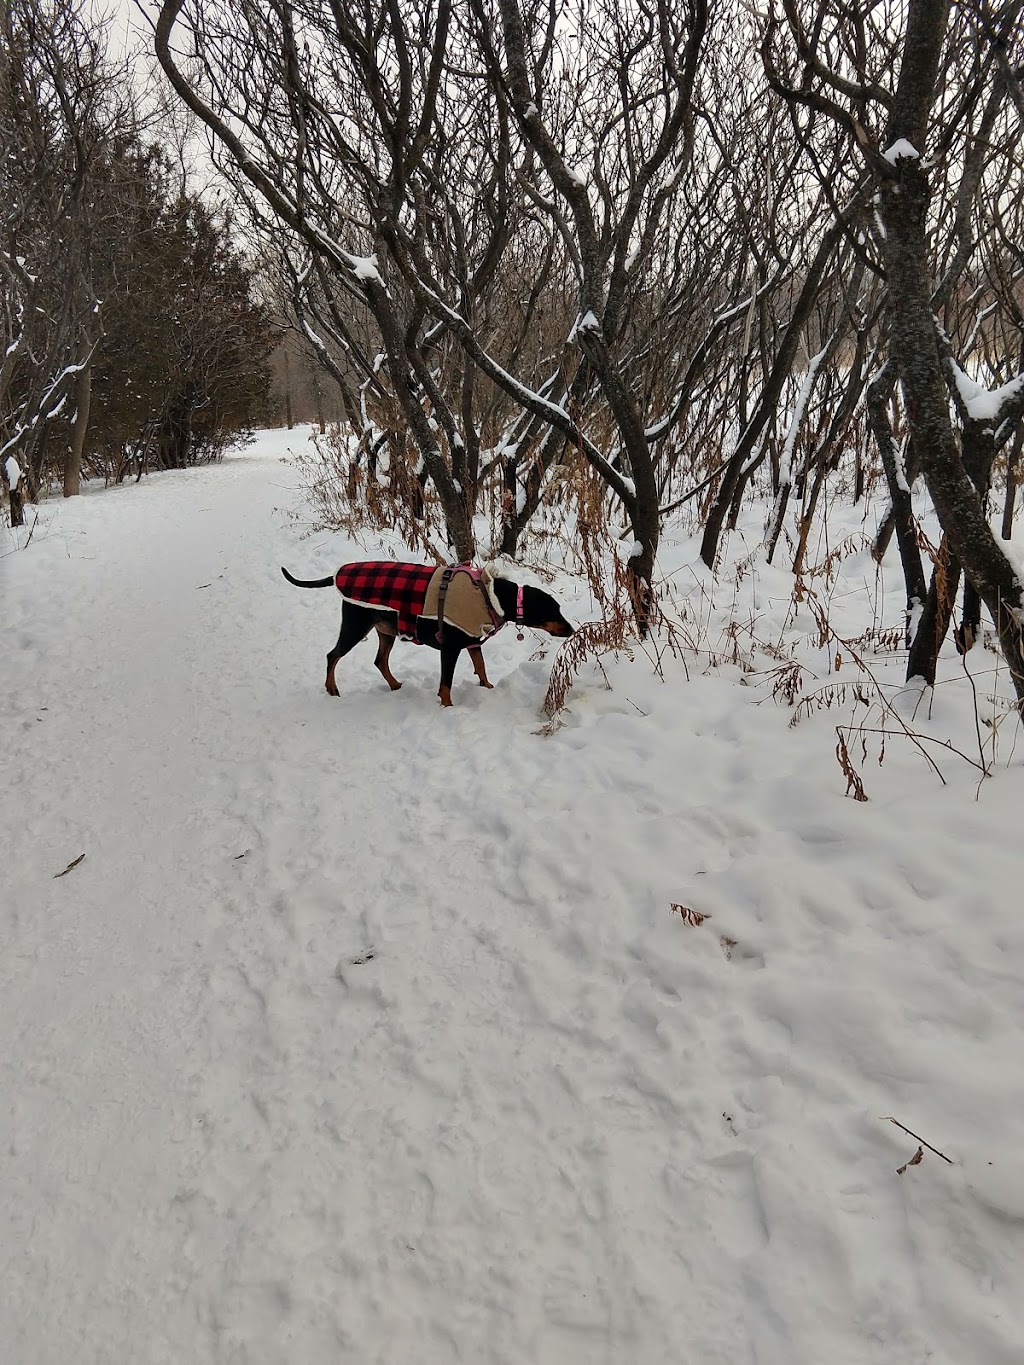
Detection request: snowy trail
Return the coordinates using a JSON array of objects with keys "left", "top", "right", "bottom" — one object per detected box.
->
[{"left": 4, "top": 432, "right": 1024, "bottom": 1364}]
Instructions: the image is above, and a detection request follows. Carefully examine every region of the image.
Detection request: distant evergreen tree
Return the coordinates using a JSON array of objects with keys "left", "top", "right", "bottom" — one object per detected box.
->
[
  {"left": 1, "top": 0, "right": 273, "bottom": 503},
  {"left": 90, "top": 146, "right": 274, "bottom": 477}
]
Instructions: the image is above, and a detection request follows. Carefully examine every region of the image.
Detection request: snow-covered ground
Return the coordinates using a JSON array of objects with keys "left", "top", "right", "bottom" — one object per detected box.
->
[{"left": 3, "top": 429, "right": 1024, "bottom": 1365}]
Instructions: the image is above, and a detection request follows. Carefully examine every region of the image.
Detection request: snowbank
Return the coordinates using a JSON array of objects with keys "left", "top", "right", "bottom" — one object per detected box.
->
[{"left": 3, "top": 429, "right": 1023, "bottom": 1364}]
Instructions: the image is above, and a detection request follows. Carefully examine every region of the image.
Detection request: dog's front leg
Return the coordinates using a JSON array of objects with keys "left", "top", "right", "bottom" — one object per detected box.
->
[
  {"left": 468, "top": 646, "right": 493, "bottom": 689},
  {"left": 438, "top": 642, "right": 463, "bottom": 707}
]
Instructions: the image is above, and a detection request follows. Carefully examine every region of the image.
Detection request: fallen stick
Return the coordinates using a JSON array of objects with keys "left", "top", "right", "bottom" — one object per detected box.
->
[
  {"left": 53, "top": 853, "right": 86, "bottom": 878},
  {"left": 882, "top": 1117, "right": 954, "bottom": 1164}
]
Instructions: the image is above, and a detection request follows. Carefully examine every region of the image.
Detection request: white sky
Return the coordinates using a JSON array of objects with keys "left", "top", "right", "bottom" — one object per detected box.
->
[{"left": 89, "top": 0, "right": 150, "bottom": 63}]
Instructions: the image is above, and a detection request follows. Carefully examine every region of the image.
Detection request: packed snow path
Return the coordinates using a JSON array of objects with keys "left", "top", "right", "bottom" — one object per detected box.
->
[{"left": 4, "top": 433, "right": 1024, "bottom": 1364}]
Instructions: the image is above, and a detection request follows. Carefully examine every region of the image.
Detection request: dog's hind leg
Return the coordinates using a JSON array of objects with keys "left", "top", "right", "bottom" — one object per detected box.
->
[
  {"left": 438, "top": 641, "right": 466, "bottom": 708},
  {"left": 325, "top": 608, "right": 374, "bottom": 696},
  {"left": 467, "top": 646, "right": 494, "bottom": 689},
  {"left": 373, "top": 626, "right": 403, "bottom": 691}
]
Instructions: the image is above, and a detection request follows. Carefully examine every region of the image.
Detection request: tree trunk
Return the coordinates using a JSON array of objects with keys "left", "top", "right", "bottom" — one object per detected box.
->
[
  {"left": 867, "top": 373, "right": 927, "bottom": 642},
  {"left": 64, "top": 360, "right": 92, "bottom": 497},
  {"left": 854, "top": 436, "right": 866, "bottom": 504},
  {"left": 880, "top": 149, "right": 1024, "bottom": 701},
  {"left": 872, "top": 438, "right": 922, "bottom": 561},
  {"left": 312, "top": 366, "right": 325, "bottom": 434},
  {"left": 906, "top": 535, "right": 960, "bottom": 685},
  {"left": 792, "top": 456, "right": 830, "bottom": 577},
  {"left": 5, "top": 471, "right": 25, "bottom": 527},
  {"left": 1001, "top": 428, "right": 1022, "bottom": 540},
  {"left": 877, "top": 0, "right": 1024, "bottom": 703},
  {"left": 625, "top": 499, "right": 659, "bottom": 639},
  {"left": 765, "top": 482, "right": 791, "bottom": 563},
  {"left": 365, "top": 278, "right": 475, "bottom": 561},
  {"left": 500, "top": 453, "right": 518, "bottom": 559},
  {"left": 902, "top": 424, "right": 997, "bottom": 679}
]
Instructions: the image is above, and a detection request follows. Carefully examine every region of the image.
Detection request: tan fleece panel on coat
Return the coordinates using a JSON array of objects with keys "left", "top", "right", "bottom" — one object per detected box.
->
[{"left": 421, "top": 569, "right": 502, "bottom": 640}]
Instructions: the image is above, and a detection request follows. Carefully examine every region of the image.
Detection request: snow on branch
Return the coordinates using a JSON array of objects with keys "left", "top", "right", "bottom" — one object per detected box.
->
[
  {"left": 413, "top": 282, "right": 636, "bottom": 507},
  {"left": 948, "top": 359, "right": 1024, "bottom": 429},
  {"left": 346, "top": 253, "right": 385, "bottom": 286},
  {"left": 568, "top": 309, "right": 601, "bottom": 343},
  {"left": 882, "top": 139, "right": 920, "bottom": 166}
]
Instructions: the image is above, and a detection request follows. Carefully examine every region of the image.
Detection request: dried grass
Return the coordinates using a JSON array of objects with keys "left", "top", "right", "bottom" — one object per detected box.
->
[
  {"left": 292, "top": 422, "right": 447, "bottom": 560},
  {"left": 835, "top": 728, "right": 869, "bottom": 801},
  {"left": 540, "top": 615, "right": 634, "bottom": 730}
]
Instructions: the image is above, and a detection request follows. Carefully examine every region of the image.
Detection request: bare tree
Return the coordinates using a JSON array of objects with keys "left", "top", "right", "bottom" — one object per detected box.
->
[
  {"left": 156, "top": 0, "right": 498, "bottom": 560},
  {"left": 157, "top": 0, "right": 800, "bottom": 629},
  {"left": 763, "top": 0, "right": 1024, "bottom": 702}
]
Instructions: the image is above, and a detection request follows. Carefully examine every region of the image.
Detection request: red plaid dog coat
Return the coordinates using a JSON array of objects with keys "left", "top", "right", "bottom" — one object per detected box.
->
[{"left": 334, "top": 561, "right": 438, "bottom": 639}]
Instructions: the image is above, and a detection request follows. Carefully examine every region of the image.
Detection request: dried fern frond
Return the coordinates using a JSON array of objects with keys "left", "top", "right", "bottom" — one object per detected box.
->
[
  {"left": 540, "top": 617, "right": 632, "bottom": 730},
  {"left": 670, "top": 903, "right": 710, "bottom": 926}
]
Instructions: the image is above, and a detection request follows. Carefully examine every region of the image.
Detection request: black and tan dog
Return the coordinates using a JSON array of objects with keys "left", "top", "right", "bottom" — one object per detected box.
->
[{"left": 281, "top": 560, "right": 573, "bottom": 706}]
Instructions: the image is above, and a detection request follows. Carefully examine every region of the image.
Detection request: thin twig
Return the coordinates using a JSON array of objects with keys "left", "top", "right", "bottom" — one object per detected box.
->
[
  {"left": 54, "top": 853, "right": 86, "bottom": 879},
  {"left": 881, "top": 1117, "right": 954, "bottom": 1164},
  {"left": 845, "top": 727, "right": 987, "bottom": 773},
  {"left": 810, "top": 597, "right": 947, "bottom": 784},
  {"left": 955, "top": 613, "right": 992, "bottom": 797}
]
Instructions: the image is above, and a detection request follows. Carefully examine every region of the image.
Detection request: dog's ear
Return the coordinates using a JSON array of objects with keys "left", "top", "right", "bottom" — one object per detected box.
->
[{"left": 479, "top": 562, "right": 503, "bottom": 616}]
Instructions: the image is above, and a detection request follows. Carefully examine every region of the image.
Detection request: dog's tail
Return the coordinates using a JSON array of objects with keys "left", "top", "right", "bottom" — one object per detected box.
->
[{"left": 281, "top": 566, "right": 335, "bottom": 589}]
